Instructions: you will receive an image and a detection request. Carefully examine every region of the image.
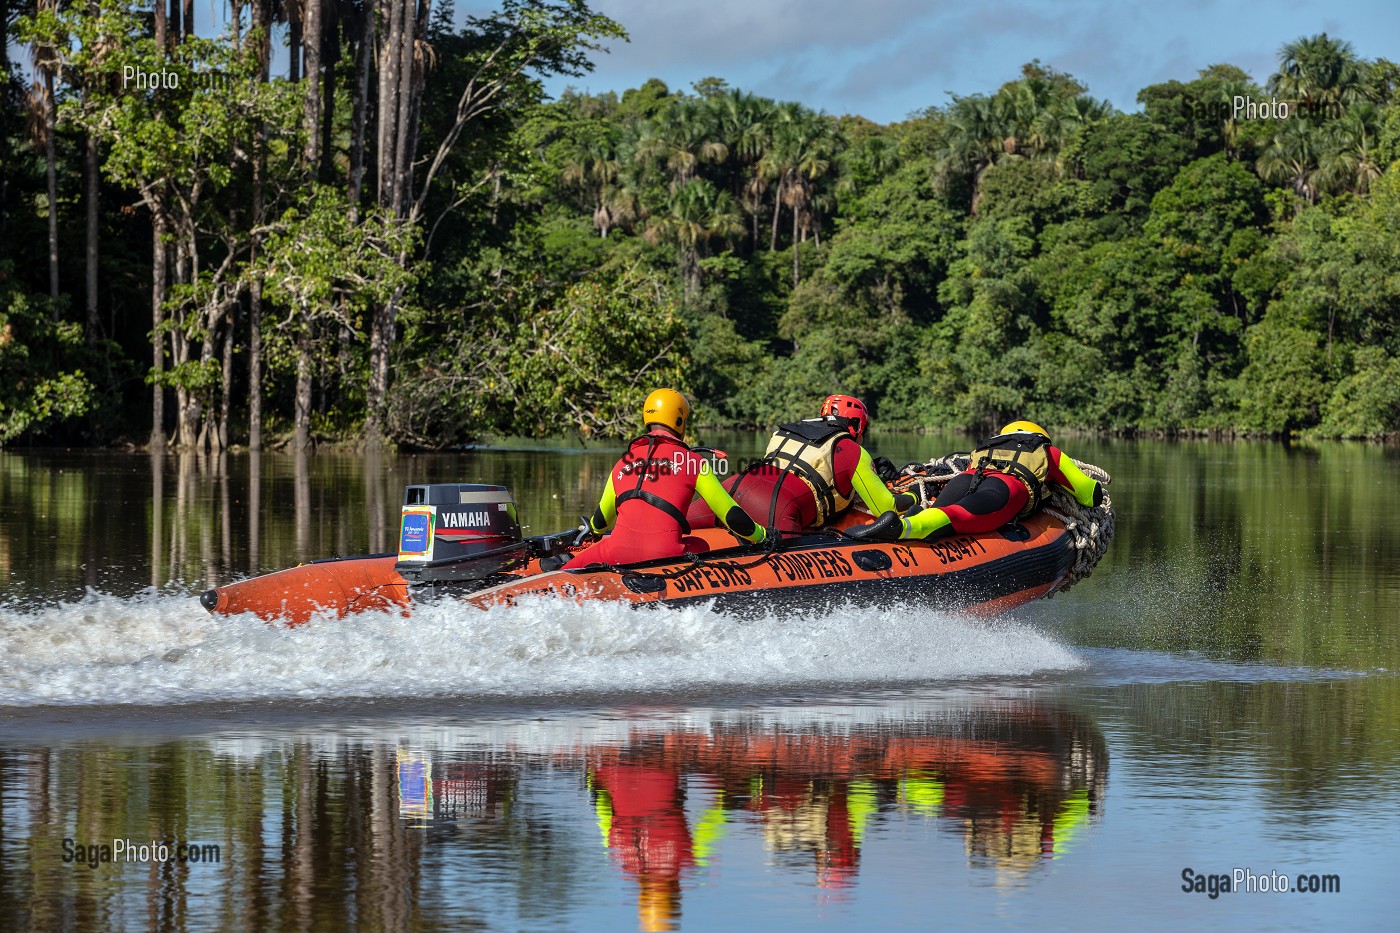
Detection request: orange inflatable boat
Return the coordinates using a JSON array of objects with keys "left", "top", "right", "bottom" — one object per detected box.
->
[{"left": 200, "top": 480, "right": 1108, "bottom": 626}]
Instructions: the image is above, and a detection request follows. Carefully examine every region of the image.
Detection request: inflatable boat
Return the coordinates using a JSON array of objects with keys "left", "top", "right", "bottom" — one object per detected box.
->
[{"left": 201, "top": 475, "right": 1112, "bottom": 626}]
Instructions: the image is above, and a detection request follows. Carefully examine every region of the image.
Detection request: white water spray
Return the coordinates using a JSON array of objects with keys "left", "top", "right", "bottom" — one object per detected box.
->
[{"left": 0, "top": 591, "right": 1084, "bottom": 707}]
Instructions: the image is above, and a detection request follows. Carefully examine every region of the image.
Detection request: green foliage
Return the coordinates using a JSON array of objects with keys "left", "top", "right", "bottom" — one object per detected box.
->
[
  {"left": 4, "top": 10, "right": 1400, "bottom": 445},
  {"left": 388, "top": 263, "right": 685, "bottom": 445},
  {"left": 1319, "top": 347, "right": 1400, "bottom": 437},
  {"left": 1237, "top": 317, "right": 1328, "bottom": 433},
  {"left": 510, "top": 263, "right": 689, "bottom": 437},
  {"left": 1075, "top": 114, "right": 1192, "bottom": 216},
  {"left": 0, "top": 267, "right": 94, "bottom": 443}
]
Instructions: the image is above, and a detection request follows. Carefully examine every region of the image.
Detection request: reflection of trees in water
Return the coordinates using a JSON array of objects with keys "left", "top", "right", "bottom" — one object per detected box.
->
[
  {"left": 0, "top": 740, "right": 439, "bottom": 930},
  {"left": 1071, "top": 438, "right": 1400, "bottom": 670},
  {"left": 1115, "top": 677, "right": 1400, "bottom": 817}
]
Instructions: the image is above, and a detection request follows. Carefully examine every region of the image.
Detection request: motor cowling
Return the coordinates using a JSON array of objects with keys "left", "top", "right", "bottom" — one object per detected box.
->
[{"left": 395, "top": 484, "right": 524, "bottom": 583}]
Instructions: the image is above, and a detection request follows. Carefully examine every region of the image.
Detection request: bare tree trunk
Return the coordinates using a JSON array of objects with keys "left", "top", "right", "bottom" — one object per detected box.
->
[
  {"left": 181, "top": 0, "right": 193, "bottom": 38},
  {"left": 85, "top": 129, "right": 99, "bottom": 344},
  {"left": 390, "top": 0, "right": 416, "bottom": 216},
  {"left": 167, "top": 0, "right": 180, "bottom": 50},
  {"left": 792, "top": 202, "right": 800, "bottom": 287},
  {"left": 44, "top": 70, "right": 58, "bottom": 306},
  {"left": 769, "top": 177, "right": 783, "bottom": 251},
  {"left": 219, "top": 303, "right": 235, "bottom": 451},
  {"left": 154, "top": 0, "right": 167, "bottom": 52},
  {"left": 172, "top": 226, "right": 198, "bottom": 449},
  {"left": 0, "top": 0, "right": 8, "bottom": 263},
  {"left": 366, "top": 0, "right": 422, "bottom": 445},
  {"left": 150, "top": 212, "right": 167, "bottom": 449},
  {"left": 294, "top": 334, "right": 313, "bottom": 451},
  {"left": 288, "top": 0, "right": 302, "bottom": 83},
  {"left": 377, "top": 0, "right": 404, "bottom": 207},
  {"left": 248, "top": 277, "right": 263, "bottom": 450},
  {"left": 348, "top": 0, "right": 373, "bottom": 212},
  {"left": 400, "top": 0, "right": 430, "bottom": 208},
  {"left": 302, "top": 0, "right": 321, "bottom": 170},
  {"left": 246, "top": 0, "right": 270, "bottom": 451},
  {"left": 320, "top": 2, "right": 338, "bottom": 182}
]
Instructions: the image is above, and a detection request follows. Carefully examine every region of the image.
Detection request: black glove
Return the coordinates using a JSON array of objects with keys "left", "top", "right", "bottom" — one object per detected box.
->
[{"left": 871, "top": 456, "right": 900, "bottom": 483}]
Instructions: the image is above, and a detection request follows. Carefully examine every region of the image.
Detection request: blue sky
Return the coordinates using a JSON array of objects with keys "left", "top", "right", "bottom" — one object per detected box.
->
[{"left": 539, "top": 0, "right": 1400, "bottom": 123}]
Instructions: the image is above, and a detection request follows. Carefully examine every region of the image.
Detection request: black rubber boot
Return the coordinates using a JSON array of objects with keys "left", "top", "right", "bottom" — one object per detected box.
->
[{"left": 845, "top": 510, "right": 903, "bottom": 541}]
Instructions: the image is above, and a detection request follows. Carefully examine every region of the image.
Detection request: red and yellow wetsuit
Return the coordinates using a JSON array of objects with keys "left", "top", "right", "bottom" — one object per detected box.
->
[
  {"left": 899, "top": 444, "right": 1100, "bottom": 538},
  {"left": 592, "top": 762, "right": 694, "bottom": 932},
  {"left": 566, "top": 428, "right": 766, "bottom": 569},
  {"left": 688, "top": 424, "right": 904, "bottom": 534}
]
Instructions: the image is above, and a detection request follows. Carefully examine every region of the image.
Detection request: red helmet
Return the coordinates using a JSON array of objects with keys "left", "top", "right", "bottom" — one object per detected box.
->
[{"left": 821, "top": 394, "right": 869, "bottom": 441}]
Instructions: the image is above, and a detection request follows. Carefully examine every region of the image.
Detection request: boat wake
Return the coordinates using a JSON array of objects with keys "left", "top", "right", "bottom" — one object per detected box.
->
[{"left": 0, "top": 591, "right": 1084, "bottom": 707}]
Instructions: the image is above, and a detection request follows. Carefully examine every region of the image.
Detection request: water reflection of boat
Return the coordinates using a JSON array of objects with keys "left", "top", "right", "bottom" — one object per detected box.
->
[
  {"left": 401, "top": 700, "right": 1108, "bottom": 931},
  {"left": 202, "top": 479, "right": 1112, "bottom": 625}
]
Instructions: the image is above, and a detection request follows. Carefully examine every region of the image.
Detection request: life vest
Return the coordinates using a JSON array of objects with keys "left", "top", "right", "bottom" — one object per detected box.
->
[
  {"left": 969, "top": 431, "right": 1052, "bottom": 518},
  {"left": 761, "top": 416, "right": 855, "bottom": 526},
  {"left": 613, "top": 431, "right": 696, "bottom": 533}
]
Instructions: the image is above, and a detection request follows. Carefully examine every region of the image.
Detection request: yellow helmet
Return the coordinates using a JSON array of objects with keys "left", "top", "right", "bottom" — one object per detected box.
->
[
  {"left": 638, "top": 876, "right": 680, "bottom": 932},
  {"left": 643, "top": 388, "right": 691, "bottom": 435},
  {"left": 1000, "top": 420, "right": 1050, "bottom": 441}
]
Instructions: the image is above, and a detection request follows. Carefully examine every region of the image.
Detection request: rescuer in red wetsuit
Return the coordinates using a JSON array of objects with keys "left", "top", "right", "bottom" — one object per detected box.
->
[
  {"left": 687, "top": 395, "right": 915, "bottom": 536},
  {"left": 563, "top": 389, "right": 767, "bottom": 569},
  {"left": 591, "top": 761, "right": 695, "bottom": 932},
  {"left": 848, "top": 420, "right": 1103, "bottom": 540}
]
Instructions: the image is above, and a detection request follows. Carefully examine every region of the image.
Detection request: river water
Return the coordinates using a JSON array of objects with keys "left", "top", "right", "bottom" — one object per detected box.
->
[{"left": 0, "top": 434, "right": 1397, "bottom": 930}]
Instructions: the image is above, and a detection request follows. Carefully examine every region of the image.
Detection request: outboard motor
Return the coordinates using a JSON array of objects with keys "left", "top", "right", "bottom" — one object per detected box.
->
[{"left": 395, "top": 484, "right": 524, "bottom": 583}]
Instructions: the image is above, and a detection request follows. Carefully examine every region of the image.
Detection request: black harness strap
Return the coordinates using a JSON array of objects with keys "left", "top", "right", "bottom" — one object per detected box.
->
[
  {"left": 762, "top": 417, "right": 851, "bottom": 528},
  {"left": 765, "top": 448, "right": 838, "bottom": 522},
  {"left": 970, "top": 432, "right": 1049, "bottom": 517},
  {"left": 614, "top": 434, "right": 694, "bottom": 534}
]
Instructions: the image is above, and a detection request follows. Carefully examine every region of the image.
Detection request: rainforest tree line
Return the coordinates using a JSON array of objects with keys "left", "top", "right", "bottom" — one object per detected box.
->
[{"left": 1, "top": 4, "right": 1398, "bottom": 448}]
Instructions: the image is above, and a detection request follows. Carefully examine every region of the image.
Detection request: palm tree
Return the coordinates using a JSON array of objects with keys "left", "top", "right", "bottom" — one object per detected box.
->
[
  {"left": 1214, "top": 77, "right": 1259, "bottom": 160},
  {"left": 759, "top": 105, "right": 839, "bottom": 284},
  {"left": 707, "top": 88, "right": 772, "bottom": 250},
  {"left": 1267, "top": 33, "right": 1368, "bottom": 115},
  {"left": 634, "top": 97, "right": 728, "bottom": 191},
  {"left": 27, "top": 0, "right": 60, "bottom": 303},
  {"left": 562, "top": 127, "right": 624, "bottom": 235},
  {"left": 939, "top": 94, "right": 1008, "bottom": 214},
  {"left": 1257, "top": 119, "right": 1324, "bottom": 205},
  {"left": 1317, "top": 102, "right": 1383, "bottom": 196},
  {"left": 646, "top": 178, "right": 742, "bottom": 294}
]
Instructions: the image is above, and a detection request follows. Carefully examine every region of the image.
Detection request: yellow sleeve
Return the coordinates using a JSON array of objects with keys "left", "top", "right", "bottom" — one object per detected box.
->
[
  {"left": 1052, "top": 450, "right": 1100, "bottom": 507},
  {"left": 696, "top": 470, "right": 766, "bottom": 543},
  {"left": 851, "top": 448, "right": 898, "bottom": 514},
  {"left": 588, "top": 475, "right": 618, "bottom": 533}
]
